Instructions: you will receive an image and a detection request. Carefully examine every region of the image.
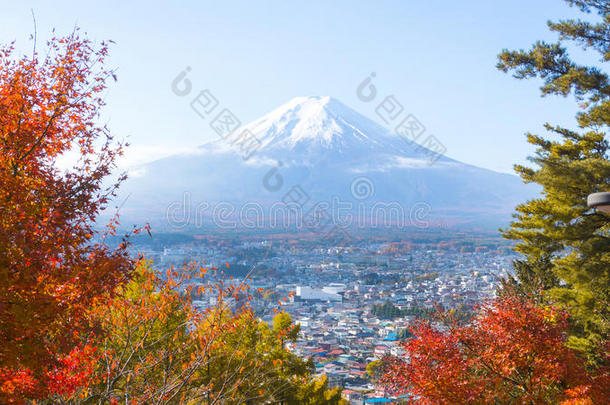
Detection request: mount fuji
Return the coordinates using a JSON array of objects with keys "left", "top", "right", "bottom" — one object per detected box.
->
[{"left": 117, "top": 96, "right": 536, "bottom": 230}]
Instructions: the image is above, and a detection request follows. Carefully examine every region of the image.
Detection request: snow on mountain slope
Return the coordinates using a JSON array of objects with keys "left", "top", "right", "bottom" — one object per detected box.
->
[
  {"left": 198, "top": 96, "right": 429, "bottom": 167},
  {"left": 118, "top": 96, "right": 537, "bottom": 230}
]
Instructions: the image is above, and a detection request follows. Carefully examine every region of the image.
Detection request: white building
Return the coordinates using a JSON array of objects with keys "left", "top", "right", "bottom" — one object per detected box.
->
[{"left": 296, "top": 286, "right": 342, "bottom": 302}]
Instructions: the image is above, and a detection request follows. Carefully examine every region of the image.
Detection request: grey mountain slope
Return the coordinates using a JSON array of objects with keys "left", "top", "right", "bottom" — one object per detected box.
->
[{"left": 117, "top": 96, "right": 536, "bottom": 230}]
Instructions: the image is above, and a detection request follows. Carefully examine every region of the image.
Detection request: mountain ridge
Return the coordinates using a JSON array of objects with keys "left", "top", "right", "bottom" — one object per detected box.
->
[{"left": 117, "top": 96, "right": 536, "bottom": 230}]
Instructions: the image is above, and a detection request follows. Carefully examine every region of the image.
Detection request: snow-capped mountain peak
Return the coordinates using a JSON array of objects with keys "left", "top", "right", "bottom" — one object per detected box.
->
[
  {"left": 201, "top": 95, "right": 418, "bottom": 166},
  {"left": 249, "top": 95, "right": 390, "bottom": 150},
  {"left": 120, "top": 96, "right": 537, "bottom": 229}
]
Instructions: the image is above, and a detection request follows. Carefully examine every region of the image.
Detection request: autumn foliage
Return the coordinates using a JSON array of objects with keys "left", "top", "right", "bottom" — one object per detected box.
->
[
  {"left": 381, "top": 293, "right": 610, "bottom": 404},
  {"left": 0, "top": 31, "right": 347, "bottom": 404},
  {"left": 0, "top": 343, "right": 99, "bottom": 402},
  {"left": 6, "top": 17, "right": 609, "bottom": 405},
  {"left": 0, "top": 31, "right": 136, "bottom": 400},
  {"left": 80, "top": 261, "right": 255, "bottom": 403},
  {"left": 36, "top": 260, "right": 342, "bottom": 404}
]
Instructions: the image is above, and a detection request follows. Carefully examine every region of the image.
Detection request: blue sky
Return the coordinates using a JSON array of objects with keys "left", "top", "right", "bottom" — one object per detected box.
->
[{"left": 1, "top": 0, "right": 592, "bottom": 173}]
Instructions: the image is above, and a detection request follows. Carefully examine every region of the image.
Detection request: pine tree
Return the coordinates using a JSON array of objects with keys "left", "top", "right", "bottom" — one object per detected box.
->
[{"left": 497, "top": 0, "right": 610, "bottom": 356}]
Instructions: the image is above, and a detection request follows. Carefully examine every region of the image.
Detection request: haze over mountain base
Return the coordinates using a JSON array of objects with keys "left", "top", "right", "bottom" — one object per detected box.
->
[{"left": 116, "top": 96, "right": 537, "bottom": 232}]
